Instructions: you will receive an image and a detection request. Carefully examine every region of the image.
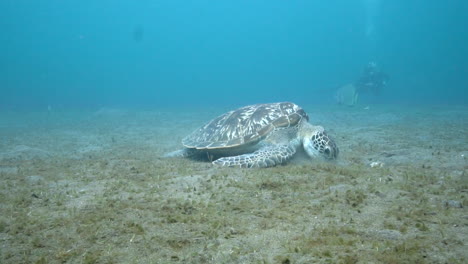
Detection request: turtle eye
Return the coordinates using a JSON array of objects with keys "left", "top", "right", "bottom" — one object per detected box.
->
[{"left": 324, "top": 148, "right": 330, "bottom": 156}]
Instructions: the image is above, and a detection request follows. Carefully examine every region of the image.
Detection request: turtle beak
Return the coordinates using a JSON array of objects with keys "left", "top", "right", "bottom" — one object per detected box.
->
[
  {"left": 305, "top": 131, "right": 338, "bottom": 160},
  {"left": 323, "top": 139, "right": 339, "bottom": 160},
  {"left": 319, "top": 132, "right": 338, "bottom": 160}
]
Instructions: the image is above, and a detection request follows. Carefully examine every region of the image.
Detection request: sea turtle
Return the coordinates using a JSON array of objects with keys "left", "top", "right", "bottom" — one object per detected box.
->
[{"left": 164, "top": 102, "right": 338, "bottom": 168}]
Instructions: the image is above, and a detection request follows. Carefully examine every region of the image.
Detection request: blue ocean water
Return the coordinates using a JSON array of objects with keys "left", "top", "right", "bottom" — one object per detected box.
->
[{"left": 1, "top": 0, "right": 467, "bottom": 110}]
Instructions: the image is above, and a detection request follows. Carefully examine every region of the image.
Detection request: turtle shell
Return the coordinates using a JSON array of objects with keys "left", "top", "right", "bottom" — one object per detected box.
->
[{"left": 182, "top": 102, "right": 309, "bottom": 149}]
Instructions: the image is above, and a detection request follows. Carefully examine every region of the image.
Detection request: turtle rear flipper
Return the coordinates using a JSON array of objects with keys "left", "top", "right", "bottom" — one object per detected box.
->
[
  {"left": 212, "top": 145, "right": 296, "bottom": 168},
  {"left": 163, "top": 148, "right": 198, "bottom": 158}
]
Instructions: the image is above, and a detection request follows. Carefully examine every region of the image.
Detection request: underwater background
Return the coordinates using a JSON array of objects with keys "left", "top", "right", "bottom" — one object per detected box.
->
[
  {"left": 1, "top": 0, "right": 467, "bottom": 110},
  {"left": 1, "top": 1, "right": 468, "bottom": 263}
]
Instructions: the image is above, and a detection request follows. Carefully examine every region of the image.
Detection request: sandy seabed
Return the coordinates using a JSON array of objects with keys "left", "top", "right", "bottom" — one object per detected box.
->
[{"left": 0, "top": 104, "right": 467, "bottom": 263}]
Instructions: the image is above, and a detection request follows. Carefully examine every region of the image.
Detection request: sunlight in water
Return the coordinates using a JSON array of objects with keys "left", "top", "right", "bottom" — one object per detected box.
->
[{"left": 363, "top": 0, "right": 381, "bottom": 38}]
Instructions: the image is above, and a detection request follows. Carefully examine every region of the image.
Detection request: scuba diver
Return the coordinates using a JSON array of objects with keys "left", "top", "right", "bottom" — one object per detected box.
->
[
  {"left": 335, "top": 62, "right": 389, "bottom": 106},
  {"left": 355, "top": 62, "right": 389, "bottom": 95}
]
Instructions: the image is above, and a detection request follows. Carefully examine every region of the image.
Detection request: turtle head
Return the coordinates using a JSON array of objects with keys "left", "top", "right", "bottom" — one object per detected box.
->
[{"left": 302, "top": 125, "right": 339, "bottom": 160}]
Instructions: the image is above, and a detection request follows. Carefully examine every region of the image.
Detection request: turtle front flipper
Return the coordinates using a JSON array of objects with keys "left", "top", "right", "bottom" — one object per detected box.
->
[{"left": 212, "top": 145, "right": 296, "bottom": 168}]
